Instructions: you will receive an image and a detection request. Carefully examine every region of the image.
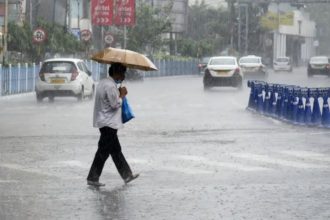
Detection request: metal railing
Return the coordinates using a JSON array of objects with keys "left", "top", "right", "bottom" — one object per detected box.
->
[{"left": 0, "top": 59, "right": 199, "bottom": 97}]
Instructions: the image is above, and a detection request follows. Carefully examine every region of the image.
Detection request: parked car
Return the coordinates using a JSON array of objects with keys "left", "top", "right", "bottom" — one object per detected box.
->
[
  {"left": 203, "top": 56, "right": 242, "bottom": 89},
  {"left": 273, "top": 57, "right": 292, "bottom": 72},
  {"left": 35, "top": 58, "right": 95, "bottom": 102},
  {"left": 198, "top": 57, "right": 211, "bottom": 74},
  {"left": 238, "top": 55, "right": 267, "bottom": 78},
  {"left": 307, "top": 56, "right": 330, "bottom": 77}
]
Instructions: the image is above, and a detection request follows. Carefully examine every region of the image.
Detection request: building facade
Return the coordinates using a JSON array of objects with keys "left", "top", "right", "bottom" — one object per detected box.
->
[{"left": 267, "top": 3, "right": 316, "bottom": 65}]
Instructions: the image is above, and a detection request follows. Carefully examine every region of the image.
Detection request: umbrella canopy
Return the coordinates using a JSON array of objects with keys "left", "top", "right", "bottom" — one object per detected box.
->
[{"left": 91, "top": 47, "right": 158, "bottom": 71}]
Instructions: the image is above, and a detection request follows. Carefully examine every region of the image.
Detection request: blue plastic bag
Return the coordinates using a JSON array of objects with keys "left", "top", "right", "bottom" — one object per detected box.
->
[{"left": 122, "top": 97, "right": 135, "bottom": 123}]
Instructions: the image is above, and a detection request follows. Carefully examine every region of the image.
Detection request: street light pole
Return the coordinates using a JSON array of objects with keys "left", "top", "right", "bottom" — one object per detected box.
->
[
  {"left": 77, "top": 0, "right": 80, "bottom": 40},
  {"left": 30, "top": 0, "right": 32, "bottom": 27},
  {"left": 3, "top": 0, "right": 8, "bottom": 64},
  {"left": 245, "top": 4, "right": 248, "bottom": 55}
]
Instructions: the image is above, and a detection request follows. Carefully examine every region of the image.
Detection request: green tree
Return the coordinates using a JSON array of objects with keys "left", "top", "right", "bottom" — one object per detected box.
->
[
  {"left": 8, "top": 19, "right": 83, "bottom": 62},
  {"left": 307, "top": 5, "right": 330, "bottom": 54},
  {"left": 7, "top": 22, "right": 32, "bottom": 54},
  {"left": 126, "top": 2, "right": 172, "bottom": 54},
  {"left": 177, "top": 2, "right": 230, "bottom": 58}
]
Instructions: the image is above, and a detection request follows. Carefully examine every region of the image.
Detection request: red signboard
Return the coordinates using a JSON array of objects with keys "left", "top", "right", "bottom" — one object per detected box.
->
[
  {"left": 113, "top": 0, "right": 135, "bottom": 26},
  {"left": 91, "top": 0, "right": 113, "bottom": 26}
]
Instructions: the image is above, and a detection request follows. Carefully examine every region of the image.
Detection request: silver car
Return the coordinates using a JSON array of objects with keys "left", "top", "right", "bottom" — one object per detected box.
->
[
  {"left": 307, "top": 56, "right": 330, "bottom": 77},
  {"left": 273, "top": 57, "right": 293, "bottom": 72},
  {"left": 35, "top": 58, "right": 95, "bottom": 102},
  {"left": 239, "top": 55, "right": 267, "bottom": 77},
  {"left": 203, "top": 56, "right": 242, "bottom": 89}
]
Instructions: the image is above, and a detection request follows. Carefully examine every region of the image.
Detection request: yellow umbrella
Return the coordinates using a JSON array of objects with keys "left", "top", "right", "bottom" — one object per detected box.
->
[{"left": 91, "top": 47, "right": 158, "bottom": 71}]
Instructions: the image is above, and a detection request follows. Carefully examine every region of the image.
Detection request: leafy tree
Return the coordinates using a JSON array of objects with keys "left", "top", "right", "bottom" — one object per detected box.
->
[
  {"left": 307, "top": 5, "right": 330, "bottom": 55},
  {"left": 7, "top": 22, "right": 32, "bottom": 54},
  {"left": 7, "top": 19, "right": 83, "bottom": 62},
  {"left": 126, "top": 2, "right": 172, "bottom": 54},
  {"left": 177, "top": 3, "right": 230, "bottom": 58},
  {"left": 177, "top": 1, "right": 269, "bottom": 58}
]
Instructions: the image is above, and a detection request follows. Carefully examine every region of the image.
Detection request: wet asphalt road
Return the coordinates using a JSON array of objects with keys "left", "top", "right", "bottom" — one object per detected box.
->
[{"left": 0, "top": 67, "right": 330, "bottom": 220}]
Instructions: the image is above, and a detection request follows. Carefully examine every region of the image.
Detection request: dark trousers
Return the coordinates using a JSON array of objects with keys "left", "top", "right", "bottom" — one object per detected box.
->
[{"left": 87, "top": 126, "right": 132, "bottom": 181}]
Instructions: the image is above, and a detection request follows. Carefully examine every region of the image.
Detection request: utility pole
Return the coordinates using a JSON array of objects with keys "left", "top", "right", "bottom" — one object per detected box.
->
[
  {"left": 227, "top": 0, "right": 236, "bottom": 50},
  {"left": 245, "top": 4, "right": 248, "bottom": 55},
  {"left": 3, "top": 0, "right": 8, "bottom": 64},
  {"left": 237, "top": 1, "right": 249, "bottom": 55},
  {"left": 238, "top": 0, "right": 241, "bottom": 53},
  {"left": 77, "top": 0, "right": 80, "bottom": 39},
  {"left": 53, "top": 0, "right": 57, "bottom": 24},
  {"left": 29, "top": 0, "right": 32, "bottom": 27}
]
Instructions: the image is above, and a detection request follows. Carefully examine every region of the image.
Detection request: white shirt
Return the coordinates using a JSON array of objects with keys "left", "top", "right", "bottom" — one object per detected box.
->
[{"left": 93, "top": 77, "right": 123, "bottom": 129}]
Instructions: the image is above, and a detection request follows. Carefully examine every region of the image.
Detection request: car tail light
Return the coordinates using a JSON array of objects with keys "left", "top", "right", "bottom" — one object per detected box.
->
[
  {"left": 39, "top": 72, "right": 45, "bottom": 81},
  {"left": 71, "top": 68, "right": 79, "bottom": 81},
  {"left": 198, "top": 64, "right": 202, "bottom": 68},
  {"left": 326, "top": 64, "right": 330, "bottom": 69},
  {"left": 235, "top": 68, "right": 240, "bottom": 74}
]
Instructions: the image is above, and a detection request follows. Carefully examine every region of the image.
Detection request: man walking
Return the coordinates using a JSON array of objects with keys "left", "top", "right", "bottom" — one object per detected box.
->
[{"left": 87, "top": 63, "right": 139, "bottom": 187}]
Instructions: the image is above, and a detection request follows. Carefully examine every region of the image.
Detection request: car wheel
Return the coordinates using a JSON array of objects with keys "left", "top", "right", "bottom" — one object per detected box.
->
[
  {"left": 77, "top": 87, "right": 84, "bottom": 101},
  {"left": 36, "top": 93, "right": 43, "bottom": 103},
  {"left": 203, "top": 77, "right": 212, "bottom": 90},
  {"left": 203, "top": 83, "right": 211, "bottom": 90},
  {"left": 48, "top": 96, "right": 54, "bottom": 103},
  {"left": 237, "top": 81, "right": 243, "bottom": 89},
  {"left": 235, "top": 77, "right": 243, "bottom": 89},
  {"left": 88, "top": 86, "right": 95, "bottom": 100}
]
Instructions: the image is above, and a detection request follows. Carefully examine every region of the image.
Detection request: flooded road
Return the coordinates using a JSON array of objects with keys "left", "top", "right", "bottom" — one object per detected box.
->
[{"left": 1, "top": 67, "right": 329, "bottom": 220}]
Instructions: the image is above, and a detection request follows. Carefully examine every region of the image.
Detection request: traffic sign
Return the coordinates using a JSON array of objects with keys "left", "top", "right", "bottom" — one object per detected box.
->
[
  {"left": 81, "top": 29, "right": 92, "bottom": 42},
  {"left": 91, "top": 0, "right": 113, "bottom": 25},
  {"left": 32, "top": 28, "right": 47, "bottom": 43},
  {"left": 104, "top": 33, "right": 114, "bottom": 44}
]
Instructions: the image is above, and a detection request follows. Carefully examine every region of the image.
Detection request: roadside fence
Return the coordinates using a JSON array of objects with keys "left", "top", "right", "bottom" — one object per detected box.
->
[
  {"left": 247, "top": 80, "right": 330, "bottom": 128},
  {"left": 0, "top": 59, "right": 199, "bottom": 97},
  {"left": 0, "top": 63, "right": 39, "bottom": 96}
]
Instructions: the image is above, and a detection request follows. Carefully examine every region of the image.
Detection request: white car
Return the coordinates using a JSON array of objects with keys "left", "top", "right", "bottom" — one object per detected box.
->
[
  {"left": 273, "top": 57, "right": 292, "bottom": 72},
  {"left": 203, "top": 56, "right": 242, "bottom": 89},
  {"left": 35, "top": 58, "right": 95, "bottom": 102},
  {"left": 307, "top": 56, "right": 330, "bottom": 77},
  {"left": 239, "top": 55, "right": 267, "bottom": 77}
]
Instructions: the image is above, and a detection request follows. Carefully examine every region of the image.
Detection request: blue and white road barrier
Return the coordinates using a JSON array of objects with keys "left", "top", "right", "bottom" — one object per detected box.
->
[{"left": 247, "top": 80, "right": 330, "bottom": 128}]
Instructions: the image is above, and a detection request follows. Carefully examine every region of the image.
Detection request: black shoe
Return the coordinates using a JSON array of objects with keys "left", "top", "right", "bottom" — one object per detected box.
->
[
  {"left": 87, "top": 180, "right": 105, "bottom": 187},
  {"left": 124, "top": 173, "right": 139, "bottom": 184}
]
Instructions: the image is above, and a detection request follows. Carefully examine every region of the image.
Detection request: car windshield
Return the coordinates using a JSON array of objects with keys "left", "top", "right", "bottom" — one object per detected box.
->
[
  {"left": 310, "top": 57, "right": 328, "bottom": 63},
  {"left": 276, "top": 57, "right": 289, "bottom": 62},
  {"left": 40, "top": 61, "right": 75, "bottom": 73},
  {"left": 210, "top": 58, "right": 235, "bottom": 65},
  {"left": 240, "top": 57, "right": 260, "bottom": 64}
]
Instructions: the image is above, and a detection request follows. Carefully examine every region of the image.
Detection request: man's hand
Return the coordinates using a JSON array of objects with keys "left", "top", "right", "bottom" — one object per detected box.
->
[{"left": 119, "top": 86, "right": 128, "bottom": 98}]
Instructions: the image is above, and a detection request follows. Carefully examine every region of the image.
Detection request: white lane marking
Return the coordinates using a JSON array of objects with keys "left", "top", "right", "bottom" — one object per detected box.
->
[
  {"left": 129, "top": 157, "right": 213, "bottom": 174},
  {"left": 159, "top": 166, "right": 213, "bottom": 175},
  {"left": 231, "top": 153, "right": 329, "bottom": 169},
  {"left": 0, "top": 163, "right": 55, "bottom": 177},
  {"left": 176, "top": 155, "right": 270, "bottom": 171},
  {"left": 0, "top": 163, "right": 82, "bottom": 179},
  {"left": 128, "top": 158, "right": 150, "bottom": 164},
  {"left": 57, "top": 160, "right": 88, "bottom": 168},
  {"left": 280, "top": 151, "right": 330, "bottom": 163},
  {"left": 0, "top": 180, "right": 19, "bottom": 183}
]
